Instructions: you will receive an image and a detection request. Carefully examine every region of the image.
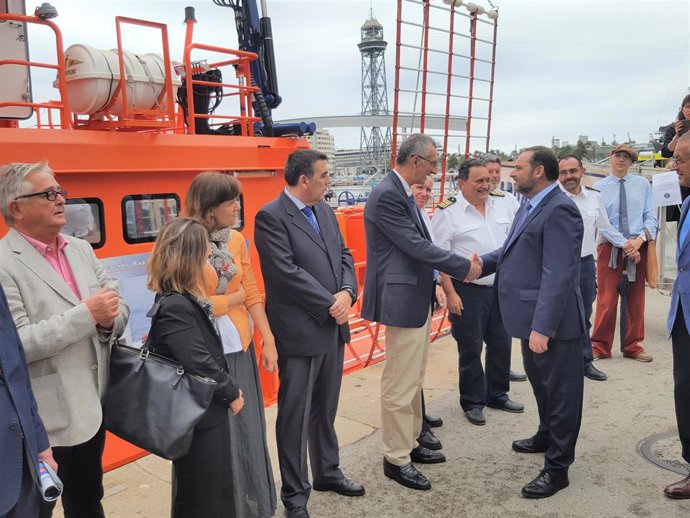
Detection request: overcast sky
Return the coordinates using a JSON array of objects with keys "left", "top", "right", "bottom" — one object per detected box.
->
[{"left": 22, "top": 0, "right": 690, "bottom": 153}]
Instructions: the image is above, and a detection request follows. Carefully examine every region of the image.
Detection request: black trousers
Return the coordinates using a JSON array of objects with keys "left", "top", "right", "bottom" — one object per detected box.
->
[
  {"left": 276, "top": 344, "right": 345, "bottom": 509},
  {"left": 579, "top": 255, "right": 596, "bottom": 365},
  {"left": 671, "top": 305, "right": 690, "bottom": 464},
  {"left": 450, "top": 282, "right": 511, "bottom": 410},
  {"left": 2, "top": 450, "right": 43, "bottom": 518},
  {"left": 522, "top": 336, "right": 584, "bottom": 474},
  {"left": 40, "top": 424, "right": 106, "bottom": 518}
]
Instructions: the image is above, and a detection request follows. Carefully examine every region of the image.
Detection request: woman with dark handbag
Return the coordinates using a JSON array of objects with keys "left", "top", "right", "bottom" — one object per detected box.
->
[
  {"left": 185, "top": 172, "right": 277, "bottom": 517},
  {"left": 147, "top": 218, "right": 245, "bottom": 517}
]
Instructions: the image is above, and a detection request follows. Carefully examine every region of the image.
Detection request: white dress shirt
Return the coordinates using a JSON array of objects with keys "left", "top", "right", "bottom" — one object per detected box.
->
[
  {"left": 558, "top": 183, "right": 627, "bottom": 257},
  {"left": 431, "top": 192, "right": 517, "bottom": 285}
]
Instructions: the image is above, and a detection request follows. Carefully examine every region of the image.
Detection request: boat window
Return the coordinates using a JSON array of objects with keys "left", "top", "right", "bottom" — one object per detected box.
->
[
  {"left": 61, "top": 198, "right": 105, "bottom": 249},
  {"left": 121, "top": 194, "right": 180, "bottom": 244}
]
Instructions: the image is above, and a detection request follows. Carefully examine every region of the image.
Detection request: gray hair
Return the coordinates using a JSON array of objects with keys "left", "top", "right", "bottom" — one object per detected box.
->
[
  {"left": 396, "top": 133, "right": 437, "bottom": 165},
  {"left": 0, "top": 162, "right": 54, "bottom": 225},
  {"left": 484, "top": 154, "right": 501, "bottom": 165}
]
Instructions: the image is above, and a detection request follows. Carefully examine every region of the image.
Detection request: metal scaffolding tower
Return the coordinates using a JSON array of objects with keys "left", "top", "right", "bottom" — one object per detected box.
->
[{"left": 358, "top": 11, "right": 391, "bottom": 176}]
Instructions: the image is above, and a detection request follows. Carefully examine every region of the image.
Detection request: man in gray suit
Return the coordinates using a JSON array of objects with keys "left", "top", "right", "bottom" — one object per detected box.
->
[
  {"left": 362, "top": 134, "right": 481, "bottom": 491},
  {"left": 0, "top": 162, "right": 129, "bottom": 518},
  {"left": 254, "top": 150, "right": 363, "bottom": 518},
  {"left": 481, "top": 146, "right": 585, "bottom": 499}
]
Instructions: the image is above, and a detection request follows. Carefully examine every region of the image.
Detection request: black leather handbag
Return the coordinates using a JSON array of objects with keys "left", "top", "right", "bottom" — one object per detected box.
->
[{"left": 104, "top": 297, "right": 217, "bottom": 460}]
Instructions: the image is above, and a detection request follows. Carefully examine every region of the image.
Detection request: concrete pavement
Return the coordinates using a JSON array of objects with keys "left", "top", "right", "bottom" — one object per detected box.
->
[{"left": 54, "top": 288, "right": 690, "bottom": 517}]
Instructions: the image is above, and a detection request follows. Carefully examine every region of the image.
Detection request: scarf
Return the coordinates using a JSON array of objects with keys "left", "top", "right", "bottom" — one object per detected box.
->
[{"left": 209, "top": 227, "right": 238, "bottom": 295}]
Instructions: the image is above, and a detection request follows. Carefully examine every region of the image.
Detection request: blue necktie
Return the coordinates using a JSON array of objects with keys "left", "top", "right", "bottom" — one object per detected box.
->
[
  {"left": 301, "top": 206, "right": 321, "bottom": 235},
  {"left": 513, "top": 203, "right": 533, "bottom": 234}
]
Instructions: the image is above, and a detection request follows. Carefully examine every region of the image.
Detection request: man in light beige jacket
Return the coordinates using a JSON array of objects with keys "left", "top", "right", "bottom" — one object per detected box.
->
[{"left": 0, "top": 162, "right": 129, "bottom": 518}]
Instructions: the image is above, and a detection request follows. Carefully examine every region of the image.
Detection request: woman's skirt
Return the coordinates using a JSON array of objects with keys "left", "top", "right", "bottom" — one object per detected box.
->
[{"left": 224, "top": 341, "right": 277, "bottom": 518}]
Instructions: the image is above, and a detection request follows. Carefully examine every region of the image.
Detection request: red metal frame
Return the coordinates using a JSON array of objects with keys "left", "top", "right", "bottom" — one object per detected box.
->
[
  {"left": 439, "top": 4, "right": 457, "bottom": 202},
  {"left": 485, "top": 15, "right": 499, "bottom": 153},
  {"left": 464, "top": 12, "right": 478, "bottom": 159}
]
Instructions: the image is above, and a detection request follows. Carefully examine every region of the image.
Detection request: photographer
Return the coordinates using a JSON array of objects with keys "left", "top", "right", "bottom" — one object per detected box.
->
[{"left": 661, "top": 94, "right": 690, "bottom": 159}]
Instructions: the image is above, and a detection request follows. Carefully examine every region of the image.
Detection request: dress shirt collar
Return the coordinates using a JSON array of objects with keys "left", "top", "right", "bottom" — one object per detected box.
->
[
  {"left": 284, "top": 187, "right": 307, "bottom": 211},
  {"left": 558, "top": 182, "right": 590, "bottom": 200},
  {"left": 17, "top": 229, "right": 68, "bottom": 256},
  {"left": 392, "top": 169, "right": 414, "bottom": 198},
  {"left": 527, "top": 181, "right": 558, "bottom": 210},
  {"left": 455, "top": 191, "right": 495, "bottom": 214}
]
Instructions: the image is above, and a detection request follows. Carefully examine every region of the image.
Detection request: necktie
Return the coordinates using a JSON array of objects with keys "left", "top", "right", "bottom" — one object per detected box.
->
[
  {"left": 301, "top": 206, "right": 321, "bottom": 235},
  {"left": 514, "top": 203, "right": 533, "bottom": 234},
  {"left": 619, "top": 178, "right": 630, "bottom": 238}
]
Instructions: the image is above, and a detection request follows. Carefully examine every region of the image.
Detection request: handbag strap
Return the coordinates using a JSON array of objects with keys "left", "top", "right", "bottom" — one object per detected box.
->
[{"left": 144, "top": 294, "right": 169, "bottom": 353}]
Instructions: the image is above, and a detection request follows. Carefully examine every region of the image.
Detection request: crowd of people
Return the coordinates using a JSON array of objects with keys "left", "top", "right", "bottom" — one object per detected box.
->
[{"left": 1, "top": 124, "right": 689, "bottom": 517}]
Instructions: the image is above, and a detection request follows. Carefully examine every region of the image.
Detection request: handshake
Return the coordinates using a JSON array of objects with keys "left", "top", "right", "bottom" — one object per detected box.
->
[{"left": 464, "top": 253, "right": 483, "bottom": 283}]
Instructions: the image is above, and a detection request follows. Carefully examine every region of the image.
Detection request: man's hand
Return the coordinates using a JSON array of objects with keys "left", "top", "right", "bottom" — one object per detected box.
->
[
  {"left": 84, "top": 287, "right": 120, "bottom": 328},
  {"left": 446, "top": 291, "right": 463, "bottom": 316},
  {"left": 434, "top": 285, "right": 446, "bottom": 311},
  {"left": 260, "top": 335, "right": 278, "bottom": 373},
  {"left": 623, "top": 237, "right": 643, "bottom": 255},
  {"left": 464, "top": 253, "right": 483, "bottom": 282},
  {"left": 329, "top": 291, "right": 351, "bottom": 324},
  {"left": 628, "top": 250, "right": 641, "bottom": 264},
  {"left": 230, "top": 389, "right": 244, "bottom": 415},
  {"left": 528, "top": 330, "right": 549, "bottom": 354},
  {"left": 38, "top": 447, "right": 58, "bottom": 473}
]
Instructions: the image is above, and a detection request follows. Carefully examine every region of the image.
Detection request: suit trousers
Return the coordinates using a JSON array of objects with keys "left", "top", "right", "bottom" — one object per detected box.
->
[
  {"left": 382, "top": 309, "right": 432, "bottom": 466},
  {"left": 591, "top": 242, "right": 647, "bottom": 357},
  {"left": 522, "top": 336, "right": 584, "bottom": 474},
  {"left": 2, "top": 450, "right": 42, "bottom": 518},
  {"left": 671, "top": 305, "right": 690, "bottom": 464},
  {"left": 40, "top": 424, "right": 106, "bottom": 518},
  {"left": 276, "top": 344, "right": 345, "bottom": 509},
  {"left": 449, "top": 283, "right": 510, "bottom": 410},
  {"left": 579, "top": 255, "right": 596, "bottom": 365}
]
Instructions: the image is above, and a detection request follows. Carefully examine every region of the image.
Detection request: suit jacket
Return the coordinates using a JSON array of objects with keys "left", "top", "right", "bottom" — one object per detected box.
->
[
  {"left": 0, "top": 284, "right": 49, "bottom": 516},
  {"left": 362, "top": 172, "right": 471, "bottom": 328},
  {"left": 481, "top": 186, "right": 586, "bottom": 340},
  {"left": 668, "top": 197, "right": 690, "bottom": 336},
  {"left": 149, "top": 293, "right": 240, "bottom": 429},
  {"left": 254, "top": 191, "right": 356, "bottom": 357},
  {"left": 0, "top": 228, "right": 129, "bottom": 447}
]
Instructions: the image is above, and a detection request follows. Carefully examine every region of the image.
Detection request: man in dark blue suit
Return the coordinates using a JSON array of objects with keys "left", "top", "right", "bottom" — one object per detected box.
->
[
  {"left": 664, "top": 132, "right": 690, "bottom": 499},
  {"left": 481, "top": 146, "right": 586, "bottom": 498},
  {"left": 1, "top": 283, "right": 57, "bottom": 517}
]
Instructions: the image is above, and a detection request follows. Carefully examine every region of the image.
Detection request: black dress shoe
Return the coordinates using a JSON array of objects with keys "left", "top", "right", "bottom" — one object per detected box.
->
[
  {"left": 424, "top": 413, "right": 443, "bottom": 428},
  {"left": 416, "top": 429, "right": 442, "bottom": 450},
  {"left": 313, "top": 477, "right": 365, "bottom": 496},
  {"left": 410, "top": 446, "right": 446, "bottom": 464},
  {"left": 285, "top": 506, "right": 310, "bottom": 518},
  {"left": 512, "top": 436, "right": 549, "bottom": 453},
  {"left": 584, "top": 362, "right": 607, "bottom": 381},
  {"left": 464, "top": 407, "right": 486, "bottom": 425},
  {"left": 487, "top": 398, "right": 525, "bottom": 413},
  {"left": 509, "top": 370, "right": 527, "bottom": 382},
  {"left": 383, "top": 459, "right": 431, "bottom": 490},
  {"left": 521, "top": 470, "right": 569, "bottom": 498}
]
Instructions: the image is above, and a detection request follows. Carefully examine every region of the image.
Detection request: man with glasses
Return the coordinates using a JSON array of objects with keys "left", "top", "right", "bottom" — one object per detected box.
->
[
  {"left": 0, "top": 162, "right": 129, "bottom": 518},
  {"left": 432, "top": 159, "right": 524, "bottom": 426},
  {"left": 664, "top": 133, "right": 690, "bottom": 499},
  {"left": 590, "top": 145, "right": 658, "bottom": 362},
  {"left": 557, "top": 155, "right": 630, "bottom": 381},
  {"left": 363, "top": 134, "right": 482, "bottom": 491}
]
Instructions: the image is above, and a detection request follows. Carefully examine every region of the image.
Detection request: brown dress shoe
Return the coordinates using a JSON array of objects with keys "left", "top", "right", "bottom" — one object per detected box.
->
[
  {"left": 624, "top": 351, "right": 653, "bottom": 362},
  {"left": 664, "top": 475, "right": 690, "bottom": 499}
]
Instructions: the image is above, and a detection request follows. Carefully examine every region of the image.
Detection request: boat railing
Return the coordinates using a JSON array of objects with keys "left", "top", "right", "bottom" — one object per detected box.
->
[{"left": 0, "top": 8, "right": 72, "bottom": 129}]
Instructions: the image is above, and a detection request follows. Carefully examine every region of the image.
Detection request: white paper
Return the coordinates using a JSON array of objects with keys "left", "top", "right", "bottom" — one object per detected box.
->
[{"left": 652, "top": 171, "right": 682, "bottom": 208}]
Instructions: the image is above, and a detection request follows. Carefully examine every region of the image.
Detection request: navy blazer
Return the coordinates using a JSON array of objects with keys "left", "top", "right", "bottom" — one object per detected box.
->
[
  {"left": 362, "top": 172, "right": 471, "bottom": 328},
  {"left": 254, "top": 191, "right": 357, "bottom": 357},
  {"left": 668, "top": 197, "right": 690, "bottom": 336},
  {"left": 0, "top": 284, "right": 49, "bottom": 516},
  {"left": 481, "top": 186, "right": 586, "bottom": 340}
]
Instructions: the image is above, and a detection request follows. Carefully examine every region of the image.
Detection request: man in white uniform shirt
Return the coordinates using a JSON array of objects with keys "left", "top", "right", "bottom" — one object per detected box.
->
[
  {"left": 432, "top": 159, "right": 524, "bottom": 426},
  {"left": 486, "top": 155, "right": 527, "bottom": 383},
  {"left": 558, "top": 156, "right": 629, "bottom": 382}
]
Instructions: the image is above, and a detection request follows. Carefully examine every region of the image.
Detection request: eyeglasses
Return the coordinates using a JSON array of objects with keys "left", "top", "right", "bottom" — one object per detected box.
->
[
  {"left": 14, "top": 190, "right": 67, "bottom": 202},
  {"left": 672, "top": 157, "right": 689, "bottom": 165},
  {"left": 414, "top": 155, "right": 438, "bottom": 168},
  {"left": 559, "top": 168, "right": 582, "bottom": 176}
]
